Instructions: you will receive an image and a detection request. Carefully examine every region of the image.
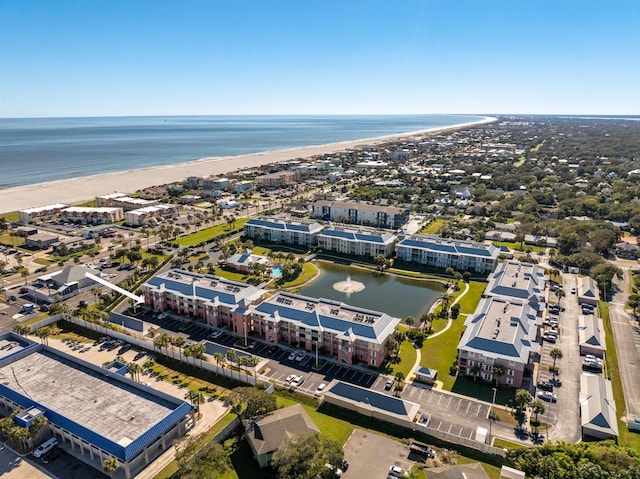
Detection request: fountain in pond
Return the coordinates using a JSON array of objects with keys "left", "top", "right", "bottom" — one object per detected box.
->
[{"left": 332, "top": 275, "right": 366, "bottom": 296}]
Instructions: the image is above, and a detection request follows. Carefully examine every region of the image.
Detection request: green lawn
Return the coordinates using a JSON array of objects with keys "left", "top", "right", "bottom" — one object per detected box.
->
[
  {"left": 419, "top": 219, "right": 447, "bottom": 235},
  {"left": 0, "top": 233, "right": 25, "bottom": 248},
  {"left": 420, "top": 316, "right": 467, "bottom": 391},
  {"left": 278, "top": 262, "right": 317, "bottom": 289},
  {"left": 600, "top": 300, "right": 640, "bottom": 449},
  {"left": 492, "top": 438, "right": 529, "bottom": 450},
  {"left": 34, "top": 258, "right": 55, "bottom": 265},
  {"left": 457, "top": 455, "right": 502, "bottom": 479},
  {"left": 455, "top": 281, "right": 487, "bottom": 315},
  {"left": 176, "top": 219, "right": 248, "bottom": 247},
  {"left": 276, "top": 396, "right": 354, "bottom": 445},
  {"left": 382, "top": 340, "right": 417, "bottom": 377},
  {"left": 491, "top": 241, "right": 546, "bottom": 254}
]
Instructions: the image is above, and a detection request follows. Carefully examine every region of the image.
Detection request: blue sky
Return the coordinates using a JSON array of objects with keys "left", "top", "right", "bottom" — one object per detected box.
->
[{"left": 1, "top": 0, "right": 638, "bottom": 117}]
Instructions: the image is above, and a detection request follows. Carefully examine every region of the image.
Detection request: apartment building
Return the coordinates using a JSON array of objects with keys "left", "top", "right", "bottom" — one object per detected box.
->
[
  {"left": 250, "top": 292, "right": 401, "bottom": 367},
  {"left": 395, "top": 235, "right": 499, "bottom": 274},
  {"left": 254, "top": 170, "right": 297, "bottom": 188},
  {"left": 124, "top": 204, "right": 179, "bottom": 226},
  {"left": 484, "top": 261, "right": 547, "bottom": 315},
  {"left": 457, "top": 296, "right": 541, "bottom": 387},
  {"left": 96, "top": 192, "right": 160, "bottom": 211},
  {"left": 60, "top": 206, "right": 124, "bottom": 225},
  {"left": 312, "top": 200, "right": 409, "bottom": 229},
  {"left": 317, "top": 226, "right": 397, "bottom": 258},
  {"left": 143, "top": 270, "right": 266, "bottom": 328},
  {"left": 18, "top": 203, "right": 69, "bottom": 223},
  {"left": 244, "top": 217, "right": 324, "bottom": 246}
]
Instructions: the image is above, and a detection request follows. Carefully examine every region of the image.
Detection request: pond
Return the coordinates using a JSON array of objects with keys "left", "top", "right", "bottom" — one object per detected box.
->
[{"left": 299, "top": 262, "right": 446, "bottom": 320}]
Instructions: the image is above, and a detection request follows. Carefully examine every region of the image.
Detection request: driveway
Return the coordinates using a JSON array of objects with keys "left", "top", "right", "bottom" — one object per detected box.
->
[
  {"left": 543, "top": 274, "right": 581, "bottom": 443},
  {"left": 343, "top": 429, "right": 412, "bottom": 479},
  {"left": 608, "top": 267, "right": 640, "bottom": 418},
  {"left": 0, "top": 443, "right": 54, "bottom": 479}
]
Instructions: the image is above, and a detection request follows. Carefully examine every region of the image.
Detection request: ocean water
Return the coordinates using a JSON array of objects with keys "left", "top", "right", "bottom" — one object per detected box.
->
[{"left": 0, "top": 114, "right": 483, "bottom": 190}]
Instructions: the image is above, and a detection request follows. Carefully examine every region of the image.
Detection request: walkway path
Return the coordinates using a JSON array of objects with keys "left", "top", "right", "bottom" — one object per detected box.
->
[{"left": 404, "top": 281, "right": 470, "bottom": 383}]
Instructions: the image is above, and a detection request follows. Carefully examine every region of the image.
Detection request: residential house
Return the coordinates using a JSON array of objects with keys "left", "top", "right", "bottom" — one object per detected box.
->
[
  {"left": 244, "top": 404, "right": 319, "bottom": 468},
  {"left": 579, "top": 374, "right": 618, "bottom": 439}
]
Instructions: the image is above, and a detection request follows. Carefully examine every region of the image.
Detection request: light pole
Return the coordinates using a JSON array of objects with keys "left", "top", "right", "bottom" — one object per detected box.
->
[
  {"left": 489, "top": 387, "right": 497, "bottom": 444},
  {"left": 314, "top": 340, "right": 319, "bottom": 369}
]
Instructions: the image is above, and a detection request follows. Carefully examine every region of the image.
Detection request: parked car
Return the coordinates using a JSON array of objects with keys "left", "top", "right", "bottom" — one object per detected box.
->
[
  {"left": 157, "top": 312, "right": 168, "bottom": 320},
  {"left": 118, "top": 343, "right": 132, "bottom": 355},
  {"left": 286, "top": 374, "right": 296, "bottom": 382},
  {"left": 385, "top": 378, "right": 395, "bottom": 390},
  {"left": 537, "top": 380, "right": 554, "bottom": 392},
  {"left": 291, "top": 376, "right": 304, "bottom": 387},
  {"left": 543, "top": 334, "right": 557, "bottom": 343},
  {"left": 295, "top": 351, "right": 306, "bottom": 362},
  {"left": 33, "top": 438, "right": 59, "bottom": 458},
  {"left": 388, "top": 465, "right": 408, "bottom": 478},
  {"left": 267, "top": 345, "right": 278, "bottom": 355},
  {"left": 570, "top": 287, "right": 576, "bottom": 294},
  {"left": 208, "top": 330, "right": 223, "bottom": 339},
  {"left": 41, "top": 447, "right": 62, "bottom": 464},
  {"left": 537, "top": 391, "right": 557, "bottom": 403},
  {"left": 287, "top": 351, "right": 297, "bottom": 361},
  {"left": 315, "top": 383, "right": 327, "bottom": 394},
  {"left": 582, "top": 361, "right": 602, "bottom": 373},
  {"left": 133, "top": 351, "right": 146, "bottom": 361},
  {"left": 584, "top": 354, "right": 602, "bottom": 363}
]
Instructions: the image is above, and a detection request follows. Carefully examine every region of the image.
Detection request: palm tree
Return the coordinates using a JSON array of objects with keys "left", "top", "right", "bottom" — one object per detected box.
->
[
  {"left": 128, "top": 362, "right": 142, "bottom": 382},
  {"left": 515, "top": 389, "right": 532, "bottom": 411},
  {"left": 469, "top": 365, "right": 481, "bottom": 382},
  {"left": 492, "top": 365, "right": 505, "bottom": 386},
  {"left": 102, "top": 456, "right": 120, "bottom": 479},
  {"left": 531, "top": 400, "right": 545, "bottom": 423},
  {"left": 90, "top": 287, "right": 101, "bottom": 305},
  {"left": 35, "top": 326, "right": 51, "bottom": 345},
  {"left": 550, "top": 348, "right": 563, "bottom": 370},
  {"left": 191, "top": 343, "right": 205, "bottom": 368},
  {"left": 185, "top": 389, "right": 205, "bottom": 413},
  {"left": 555, "top": 288, "right": 566, "bottom": 304},
  {"left": 172, "top": 336, "right": 186, "bottom": 360}
]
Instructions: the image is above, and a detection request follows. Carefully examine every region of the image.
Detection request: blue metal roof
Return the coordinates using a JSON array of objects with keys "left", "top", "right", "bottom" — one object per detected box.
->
[
  {"left": 400, "top": 239, "right": 493, "bottom": 257},
  {"left": 328, "top": 382, "right": 410, "bottom": 416},
  {"left": 320, "top": 229, "right": 387, "bottom": 243},
  {"left": 246, "top": 218, "right": 317, "bottom": 233},
  {"left": 145, "top": 276, "right": 239, "bottom": 305}
]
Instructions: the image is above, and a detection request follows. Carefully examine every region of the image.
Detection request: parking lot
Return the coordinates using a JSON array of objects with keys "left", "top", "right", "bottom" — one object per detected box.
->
[
  {"left": 402, "top": 384, "right": 490, "bottom": 441},
  {"left": 343, "top": 428, "right": 413, "bottom": 479}
]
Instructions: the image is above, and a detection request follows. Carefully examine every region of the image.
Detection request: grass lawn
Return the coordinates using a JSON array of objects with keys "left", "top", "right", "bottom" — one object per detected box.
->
[
  {"left": 278, "top": 262, "right": 317, "bottom": 289},
  {"left": 34, "top": 257, "right": 55, "bottom": 265},
  {"left": 420, "top": 317, "right": 466, "bottom": 391},
  {"left": 457, "top": 455, "right": 502, "bottom": 479},
  {"left": 0, "top": 233, "right": 25, "bottom": 248},
  {"left": 49, "top": 245, "right": 102, "bottom": 262},
  {"left": 176, "top": 219, "right": 248, "bottom": 247},
  {"left": 492, "top": 438, "right": 529, "bottom": 450},
  {"left": 600, "top": 301, "right": 640, "bottom": 449},
  {"left": 491, "top": 241, "right": 545, "bottom": 254},
  {"left": 0, "top": 212, "right": 19, "bottom": 222},
  {"left": 455, "top": 281, "right": 487, "bottom": 315},
  {"left": 153, "top": 412, "right": 238, "bottom": 479},
  {"left": 224, "top": 436, "right": 269, "bottom": 479},
  {"left": 381, "top": 340, "right": 417, "bottom": 378},
  {"left": 419, "top": 219, "right": 447, "bottom": 235},
  {"left": 276, "top": 396, "right": 354, "bottom": 445},
  {"left": 451, "top": 376, "right": 516, "bottom": 406}
]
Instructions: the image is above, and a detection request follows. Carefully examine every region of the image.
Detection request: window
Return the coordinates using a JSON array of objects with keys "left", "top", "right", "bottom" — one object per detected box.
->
[
  {"left": 506, "top": 378, "right": 514, "bottom": 385},
  {"left": 508, "top": 360, "right": 515, "bottom": 367},
  {"left": 508, "top": 369, "right": 514, "bottom": 376},
  {"left": 468, "top": 360, "right": 474, "bottom": 366}
]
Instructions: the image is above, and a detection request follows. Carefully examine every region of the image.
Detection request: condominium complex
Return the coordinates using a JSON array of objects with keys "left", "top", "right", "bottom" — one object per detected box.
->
[
  {"left": 18, "top": 203, "right": 69, "bottom": 223},
  {"left": 312, "top": 200, "right": 409, "bottom": 229},
  {"left": 251, "top": 292, "right": 400, "bottom": 367},
  {"left": 484, "top": 261, "right": 547, "bottom": 314},
  {"left": 317, "top": 226, "right": 397, "bottom": 258},
  {"left": 457, "top": 296, "right": 541, "bottom": 387},
  {"left": 124, "top": 204, "right": 179, "bottom": 226},
  {"left": 96, "top": 192, "right": 160, "bottom": 211},
  {"left": 254, "top": 170, "right": 298, "bottom": 187},
  {"left": 456, "top": 260, "right": 547, "bottom": 387},
  {"left": 396, "top": 235, "right": 499, "bottom": 273},
  {"left": 60, "top": 206, "right": 124, "bottom": 225},
  {"left": 143, "top": 270, "right": 400, "bottom": 367},
  {"left": 244, "top": 217, "right": 324, "bottom": 246}
]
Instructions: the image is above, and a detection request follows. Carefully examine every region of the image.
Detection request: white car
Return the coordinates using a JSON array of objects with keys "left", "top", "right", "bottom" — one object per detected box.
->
[
  {"left": 537, "top": 390, "right": 558, "bottom": 403},
  {"left": 287, "top": 352, "right": 297, "bottom": 361},
  {"left": 388, "top": 465, "right": 408, "bottom": 478},
  {"left": 157, "top": 312, "right": 168, "bottom": 320},
  {"left": 295, "top": 351, "right": 306, "bottom": 362},
  {"left": 286, "top": 374, "right": 296, "bottom": 382},
  {"left": 315, "top": 383, "right": 326, "bottom": 393},
  {"left": 584, "top": 354, "right": 602, "bottom": 363},
  {"left": 291, "top": 376, "right": 304, "bottom": 387},
  {"left": 208, "top": 330, "right": 223, "bottom": 339}
]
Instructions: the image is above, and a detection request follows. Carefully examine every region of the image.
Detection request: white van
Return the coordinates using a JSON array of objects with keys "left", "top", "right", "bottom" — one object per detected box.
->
[{"left": 33, "top": 437, "right": 58, "bottom": 458}]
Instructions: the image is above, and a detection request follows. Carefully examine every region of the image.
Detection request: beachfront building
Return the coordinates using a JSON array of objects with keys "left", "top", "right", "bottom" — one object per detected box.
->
[
  {"left": 18, "top": 203, "right": 69, "bottom": 223},
  {"left": 317, "top": 226, "right": 397, "bottom": 258},
  {"left": 395, "top": 235, "right": 499, "bottom": 274},
  {"left": 142, "top": 270, "right": 267, "bottom": 328},
  {"left": 96, "top": 192, "right": 160, "bottom": 211},
  {"left": 311, "top": 200, "right": 409, "bottom": 229},
  {"left": 254, "top": 170, "right": 298, "bottom": 188},
  {"left": 249, "top": 291, "right": 401, "bottom": 367},
  {"left": 457, "top": 296, "right": 541, "bottom": 387},
  {"left": 124, "top": 204, "right": 179, "bottom": 226},
  {"left": 60, "top": 206, "right": 124, "bottom": 225},
  {"left": 234, "top": 180, "right": 254, "bottom": 193},
  {"left": 244, "top": 217, "right": 324, "bottom": 246},
  {"left": 484, "top": 261, "right": 548, "bottom": 315},
  {"left": 0, "top": 332, "right": 193, "bottom": 479}
]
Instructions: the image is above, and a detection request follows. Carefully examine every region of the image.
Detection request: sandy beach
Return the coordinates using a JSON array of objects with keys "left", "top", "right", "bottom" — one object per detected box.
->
[{"left": 0, "top": 117, "right": 495, "bottom": 214}]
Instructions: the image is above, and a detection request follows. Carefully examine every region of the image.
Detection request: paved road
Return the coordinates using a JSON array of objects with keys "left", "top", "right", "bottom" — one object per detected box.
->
[
  {"left": 608, "top": 267, "right": 640, "bottom": 418},
  {"left": 0, "top": 443, "right": 53, "bottom": 479}
]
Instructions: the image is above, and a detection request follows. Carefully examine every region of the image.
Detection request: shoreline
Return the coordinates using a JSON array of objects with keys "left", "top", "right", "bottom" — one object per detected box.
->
[{"left": 0, "top": 116, "right": 496, "bottom": 214}]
